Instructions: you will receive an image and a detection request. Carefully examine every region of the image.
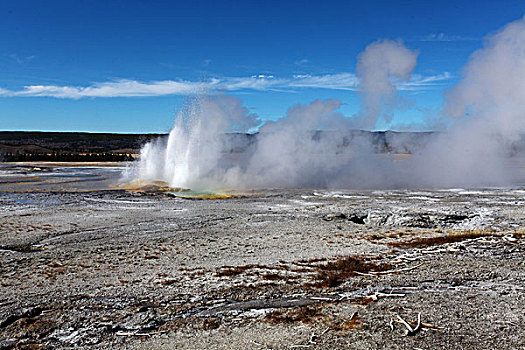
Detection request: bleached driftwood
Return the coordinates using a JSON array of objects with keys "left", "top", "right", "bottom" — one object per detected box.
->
[
  {"left": 354, "top": 263, "right": 423, "bottom": 277},
  {"left": 396, "top": 312, "right": 422, "bottom": 336},
  {"left": 290, "top": 327, "right": 330, "bottom": 348}
]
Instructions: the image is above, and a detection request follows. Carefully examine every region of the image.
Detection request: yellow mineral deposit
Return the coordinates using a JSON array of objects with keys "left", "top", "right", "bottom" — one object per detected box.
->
[{"left": 115, "top": 179, "right": 235, "bottom": 199}]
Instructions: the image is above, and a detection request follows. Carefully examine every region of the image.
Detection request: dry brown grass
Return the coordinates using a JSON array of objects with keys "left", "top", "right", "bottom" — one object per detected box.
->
[
  {"left": 332, "top": 315, "right": 362, "bottom": 331},
  {"left": 512, "top": 230, "right": 525, "bottom": 239},
  {"left": 199, "top": 318, "right": 221, "bottom": 330},
  {"left": 0, "top": 244, "right": 41, "bottom": 253},
  {"left": 297, "top": 257, "right": 328, "bottom": 264},
  {"left": 215, "top": 264, "right": 272, "bottom": 277},
  {"left": 387, "top": 229, "right": 497, "bottom": 248},
  {"left": 313, "top": 256, "right": 392, "bottom": 288},
  {"left": 265, "top": 305, "right": 323, "bottom": 324},
  {"left": 16, "top": 317, "right": 57, "bottom": 339},
  {"left": 159, "top": 317, "right": 221, "bottom": 331},
  {"left": 262, "top": 273, "right": 282, "bottom": 281},
  {"left": 159, "top": 278, "right": 177, "bottom": 286},
  {"left": 144, "top": 254, "right": 160, "bottom": 260}
]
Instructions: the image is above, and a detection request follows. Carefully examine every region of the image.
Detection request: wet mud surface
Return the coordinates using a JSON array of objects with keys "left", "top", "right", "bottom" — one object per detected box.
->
[{"left": 0, "top": 165, "right": 524, "bottom": 349}]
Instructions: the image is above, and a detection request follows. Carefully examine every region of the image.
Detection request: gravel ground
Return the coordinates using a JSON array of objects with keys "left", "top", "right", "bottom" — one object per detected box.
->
[{"left": 0, "top": 166, "right": 524, "bottom": 349}]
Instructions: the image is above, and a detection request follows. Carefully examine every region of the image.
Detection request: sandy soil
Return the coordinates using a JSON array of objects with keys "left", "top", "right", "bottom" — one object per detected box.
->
[{"left": 0, "top": 165, "right": 524, "bottom": 349}]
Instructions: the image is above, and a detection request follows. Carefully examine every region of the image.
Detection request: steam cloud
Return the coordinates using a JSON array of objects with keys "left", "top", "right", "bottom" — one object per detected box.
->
[
  {"left": 355, "top": 39, "right": 418, "bottom": 129},
  {"left": 417, "top": 16, "right": 525, "bottom": 187},
  {"left": 128, "top": 17, "right": 525, "bottom": 190}
]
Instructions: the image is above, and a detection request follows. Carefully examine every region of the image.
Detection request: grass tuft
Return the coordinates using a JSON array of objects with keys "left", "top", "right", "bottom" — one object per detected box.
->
[
  {"left": 265, "top": 305, "right": 322, "bottom": 324},
  {"left": 332, "top": 315, "right": 362, "bottom": 331},
  {"left": 387, "top": 230, "right": 497, "bottom": 248},
  {"left": 214, "top": 264, "right": 271, "bottom": 277},
  {"left": 313, "top": 256, "right": 392, "bottom": 288}
]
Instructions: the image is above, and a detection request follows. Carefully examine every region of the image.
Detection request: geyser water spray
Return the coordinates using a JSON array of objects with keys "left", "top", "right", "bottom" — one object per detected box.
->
[{"left": 128, "top": 17, "right": 525, "bottom": 190}]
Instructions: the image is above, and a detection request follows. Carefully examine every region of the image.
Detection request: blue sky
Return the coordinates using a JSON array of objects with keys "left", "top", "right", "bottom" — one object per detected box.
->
[{"left": 0, "top": 0, "right": 523, "bottom": 133}]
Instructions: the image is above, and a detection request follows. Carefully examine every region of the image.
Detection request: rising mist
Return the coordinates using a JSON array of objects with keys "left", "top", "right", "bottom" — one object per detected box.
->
[{"left": 127, "top": 17, "right": 525, "bottom": 190}]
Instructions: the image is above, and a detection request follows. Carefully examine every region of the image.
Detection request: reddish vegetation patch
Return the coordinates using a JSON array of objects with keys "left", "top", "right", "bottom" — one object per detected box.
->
[
  {"left": 144, "top": 254, "right": 160, "bottom": 260},
  {"left": 0, "top": 244, "right": 41, "bottom": 253},
  {"left": 314, "top": 256, "right": 392, "bottom": 288},
  {"left": 387, "top": 230, "right": 497, "bottom": 248},
  {"left": 214, "top": 255, "right": 392, "bottom": 289},
  {"left": 215, "top": 264, "right": 271, "bottom": 277},
  {"left": 332, "top": 315, "right": 362, "bottom": 331},
  {"left": 262, "top": 273, "right": 282, "bottom": 281},
  {"left": 159, "top": 278, "right": 177, "bottom": 286},
  {"left": 294, "top": 257, "right": 329, "bottom": 268},
  {"left": 290, "top": 267, "right": 311, "bottom": 273},
  {"left": 368, "top": 234, "right": 386, "bottom": 241},
  {"left": 355, "top": 297, "right": 375, "bottom": 306},
  {"left": 215, "top": 267, "right": 246, "bottom": 277},
  {"left": 159, "top": 317, "right": 221, "bottom": 331},
  {"left": 512, "top": 231, "right": 525, "bottom": 239},
  {"left": 200, "top": 318, "right": 221, "bottom": 330},
  {"left": 265, "top": 305, "right": 323, "bottom": 324}
]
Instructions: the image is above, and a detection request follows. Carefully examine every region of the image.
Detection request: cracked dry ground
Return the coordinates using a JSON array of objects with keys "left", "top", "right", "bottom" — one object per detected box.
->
[{"left": 0, "top": 189, "right": 524, "bottom": 349}]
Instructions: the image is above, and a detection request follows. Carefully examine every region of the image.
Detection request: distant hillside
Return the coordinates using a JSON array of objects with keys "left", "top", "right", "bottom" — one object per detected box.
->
[
  {"left": 0, "top": 131, "right": 166, "bottom": 162},
  {"left": 0, "top": 130, "right": 438, "bottom": 162},
  {"left": 0, "top": 131, "right": 164, "bottom": 153}
]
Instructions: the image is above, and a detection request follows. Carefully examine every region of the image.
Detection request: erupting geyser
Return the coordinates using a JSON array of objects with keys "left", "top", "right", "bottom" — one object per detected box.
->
[
  {"left": 132, "top": 95, "right": 260, "bottom": 190},
  {"left": 127, "top": 17, "right": 525, "bottom": 190}
]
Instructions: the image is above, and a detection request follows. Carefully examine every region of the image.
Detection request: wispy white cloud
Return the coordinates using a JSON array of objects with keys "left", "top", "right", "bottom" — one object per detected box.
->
[
  {"left": 5, "top": 80, "right": 206, "bottom": 98},
  {"left": 288, "top": 73, "right": 359, "bottom": 90},
  {"left": 218, "top": 75, "right": 286, "bottom": 91},
  {"left": 416, "top": 33, "right": 479, "bottom": 42},
  {"left": 0, "top": 72, "right": 452, "bottom": 99},
  {"left": 294, "top": 58, "right": 309, "bottom": 66},
  {"left": 397, "top": 72, "right": 452, "bottom": 91},
  {"left": 8, "top": 54, "right": 36, "bottom": 64}
]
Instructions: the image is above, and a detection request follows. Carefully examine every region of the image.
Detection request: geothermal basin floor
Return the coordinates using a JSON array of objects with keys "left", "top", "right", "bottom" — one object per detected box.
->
[{"left": 0, "top": 174, "right": 524, "bottom": 348}]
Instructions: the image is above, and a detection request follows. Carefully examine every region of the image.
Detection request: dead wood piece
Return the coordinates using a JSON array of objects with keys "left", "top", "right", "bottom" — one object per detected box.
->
[
  {"left": 396, "top": 313, "right": 422, "bottom": 336},
  {"left": 375, "top": 292, "right": 406, "bottom": 298},
  {"left": 310, "top": 297, "right": 334, "bottom": 301},
  {"left": 364, "top": 292, "right": 406, "bottom": 302},
  {"left": 392, "top": 254, "right": 421, "bottom": 262},
  {"left": 291, "top": 327, "right": 330, "bottom": 348},
  {"left": 115, "top": 330, "right": 167, "bottom": 337},
  {"left": 198, "top": 297, "right": 318, "bottom": 317},
  {"left": 115, "top": 331, "right": 152, "bottom": 336},
  {"left": 307, "top": 332, "right": 318, "bottom": 344},
  {"left": 400, "top": 319, "right": 443, "bottom": 331},
  {"left": 349, "top": 311, "right": 358, "bottom": 321},
  {"left": 355, "top": 263, "right": 423, "bottom": 276}
]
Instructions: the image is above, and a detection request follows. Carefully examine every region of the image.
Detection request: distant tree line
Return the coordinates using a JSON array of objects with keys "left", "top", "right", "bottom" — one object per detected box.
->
[
  {"left": 0, "top": 152, "right": 135, "bottom": 162},
  {"left": 0, "top": 131, "right": 164, "bottom": 152}
]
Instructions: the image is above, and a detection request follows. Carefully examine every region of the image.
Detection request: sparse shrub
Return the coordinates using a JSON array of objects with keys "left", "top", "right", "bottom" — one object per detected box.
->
[
  {"left": 387, "top": 229, "right": 497, "bottom": 248},
  {"left": 265, "top": 305, "right": 322, "bottom": 324},
  {"left": 313, "top": 255, "right": 392, "bottom": 288}
]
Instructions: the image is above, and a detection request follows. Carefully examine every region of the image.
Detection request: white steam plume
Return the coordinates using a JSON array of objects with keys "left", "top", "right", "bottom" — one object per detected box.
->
[
  {"left": 355, "top": 39, "right": 418, "bottom": 129},
  {"left": 128, "top": 18, "right": 525, "bottom": 190},
  {"left": 246, "top": 99, "right": 351, "bottom": 188},
  {"left": 415, "top": 15, "right": 525, "bottom": 187}
]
